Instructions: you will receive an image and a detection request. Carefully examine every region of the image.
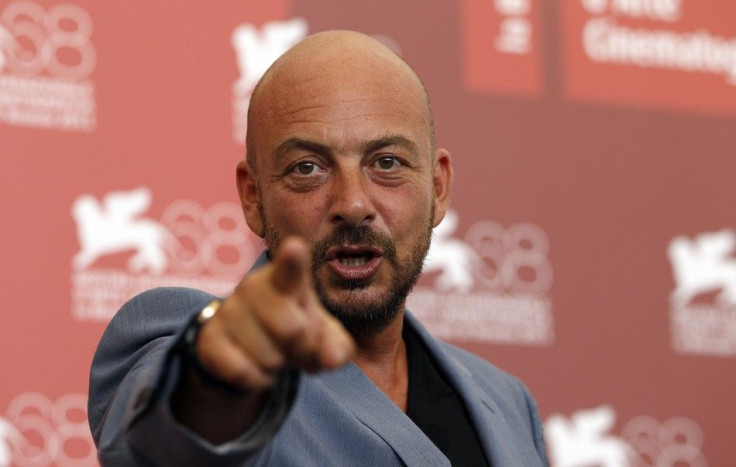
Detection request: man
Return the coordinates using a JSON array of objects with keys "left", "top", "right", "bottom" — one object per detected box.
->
[{"left": 89, "top": 31, "right": 548, "bottom": 466}]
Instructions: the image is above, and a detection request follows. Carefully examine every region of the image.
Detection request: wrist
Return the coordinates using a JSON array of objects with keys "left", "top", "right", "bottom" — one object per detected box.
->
[{"left": 179, "top": 299, "right": 243, "bottom": 395}]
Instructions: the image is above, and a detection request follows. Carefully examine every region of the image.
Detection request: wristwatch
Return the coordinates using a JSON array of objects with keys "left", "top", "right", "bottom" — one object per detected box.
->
[{"left": 180, "top": 298, "right": 243, "bottom": 394}]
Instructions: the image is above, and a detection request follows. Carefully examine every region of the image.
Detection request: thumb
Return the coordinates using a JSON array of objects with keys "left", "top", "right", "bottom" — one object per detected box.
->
[{"left": 270, "top": 237, "right": 311, "bottom": 295}]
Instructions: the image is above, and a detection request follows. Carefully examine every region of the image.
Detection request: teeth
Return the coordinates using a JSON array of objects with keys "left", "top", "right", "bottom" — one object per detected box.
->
[{"left": 339, "top": 256, "right": 368, "bottom": 266}]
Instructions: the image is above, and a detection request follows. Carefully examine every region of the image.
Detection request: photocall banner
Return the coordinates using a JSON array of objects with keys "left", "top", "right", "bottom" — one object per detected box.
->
[{"left": 1, "top": 1, "right": 734, "bottom": 465}]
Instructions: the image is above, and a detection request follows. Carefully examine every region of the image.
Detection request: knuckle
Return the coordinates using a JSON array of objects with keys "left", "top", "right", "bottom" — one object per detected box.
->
[
  {"left": 236, "top": 368, "right": 274, "bottom": 391},
  {"left": 275, "top": 317, "right": 307, "bottom": 344},
  {"left": 259, "top": 352, "right": 285, "bottom": 372},
  {"left": 225, "top": 362, "right": 265, "bottom": 390}
]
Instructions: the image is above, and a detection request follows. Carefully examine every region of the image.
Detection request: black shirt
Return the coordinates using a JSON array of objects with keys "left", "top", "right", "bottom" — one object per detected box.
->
[{"left": 404, "top": 325, "right": 491, "bottom": 466}]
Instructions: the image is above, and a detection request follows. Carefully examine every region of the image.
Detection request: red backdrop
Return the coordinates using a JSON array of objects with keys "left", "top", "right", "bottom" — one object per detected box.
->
[{"left": 1, "top": 1, "right": 734, "bottom": 465}]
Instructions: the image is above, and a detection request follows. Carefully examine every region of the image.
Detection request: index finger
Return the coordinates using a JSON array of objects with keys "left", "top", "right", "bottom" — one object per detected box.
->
[{"left": 270, "top": 237, "right": 311, "bottom": 295}]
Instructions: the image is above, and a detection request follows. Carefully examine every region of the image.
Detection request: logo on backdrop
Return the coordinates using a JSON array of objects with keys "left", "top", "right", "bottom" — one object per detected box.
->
[
  {"left": 494, "top": 0, "right": 534, "bottom": 55},
  {"left": 231, "top": 18, "right": 307, "bottom": 145},
  {"left": 546, "top": 405, "right": 634, "bottom": 466},
  {"left": 462, "top": 0, "right": 542, "bottom": 96},
  {"left": 0, "top": 1, "right": 96, "bottom": 132},
  {"left": 578, "top": 0, "right": 736, "bottom": 86},
  {"left": 408, "top": 210, "right": 555, "bottom": 346},
  {"left": 667, "top": 229, "right": 736, "bottom": 357},
  {"left": 0, "top": 392, "right": 94, "bottom": 467},
  {"left": 545, "top": 406, "right": 708, "bottom": 466},
  {"left": 563, "top": 0, "right": 736, "bottom": 113},
  {"left": 70, "top": 187, "right": 262, "bottom": 322}
]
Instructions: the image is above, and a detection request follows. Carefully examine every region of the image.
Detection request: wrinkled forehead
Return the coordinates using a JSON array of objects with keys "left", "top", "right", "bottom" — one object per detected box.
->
[{"left": 246, "top": 34, "right": 433, "bottom": 163}]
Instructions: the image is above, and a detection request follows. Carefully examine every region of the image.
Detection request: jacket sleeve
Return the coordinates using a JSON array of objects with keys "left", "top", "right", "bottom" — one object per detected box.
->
[
  {"left": 516, "top": 377, "right": 549, "bottom": 465},
  {"left": 88, "top": 287, "right": 298, "bottom": 466}
]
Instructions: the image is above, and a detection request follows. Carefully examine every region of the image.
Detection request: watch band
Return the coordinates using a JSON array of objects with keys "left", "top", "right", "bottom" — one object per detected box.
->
[{"left": 180, "top": 298, "right": 243, "bottom": 394}]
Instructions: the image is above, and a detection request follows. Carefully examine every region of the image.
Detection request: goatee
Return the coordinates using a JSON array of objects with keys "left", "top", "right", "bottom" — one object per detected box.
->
[{"left": 263, "top": 213, "right": 433, "bottom": 336}]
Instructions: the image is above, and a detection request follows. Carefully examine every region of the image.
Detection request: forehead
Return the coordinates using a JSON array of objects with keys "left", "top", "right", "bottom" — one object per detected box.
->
[
  {"left": 279, "top": 76, "right": 423, "bottom": 127},
  {"left": 249, "top": 54, "right": 432, "bottom": 159}
]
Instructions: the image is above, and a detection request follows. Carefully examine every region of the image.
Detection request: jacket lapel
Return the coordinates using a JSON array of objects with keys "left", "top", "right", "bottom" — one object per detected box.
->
[
  {"left": 318, "top": 362, "right": 450, "bottom": 466},
  {"left": 405, "top": 312, "right": 544, "bottom": 467}
]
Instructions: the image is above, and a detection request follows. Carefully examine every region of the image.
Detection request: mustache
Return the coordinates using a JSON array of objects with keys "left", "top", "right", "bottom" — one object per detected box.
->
[{"left": 311, "top": 225, "right": 397, "bottom": 265}]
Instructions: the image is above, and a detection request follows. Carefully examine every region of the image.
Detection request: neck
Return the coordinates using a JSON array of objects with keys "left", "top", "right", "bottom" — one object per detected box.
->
[{"left": 352, "top": 311, "right": 409, "bottom": 411}]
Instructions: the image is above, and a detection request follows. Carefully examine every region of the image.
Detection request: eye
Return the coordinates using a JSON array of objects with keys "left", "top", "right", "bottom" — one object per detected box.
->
[
  {"left": 293, "top": 161, "right": 319, "bottom": 175},
  {"left": 375, "top": 156, "right": 400, "bottom": 170}
]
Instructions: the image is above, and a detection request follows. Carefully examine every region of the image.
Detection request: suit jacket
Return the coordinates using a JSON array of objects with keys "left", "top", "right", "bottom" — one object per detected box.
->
[{"left": 89, "top": 286, "right": 548, "bottom": 466}]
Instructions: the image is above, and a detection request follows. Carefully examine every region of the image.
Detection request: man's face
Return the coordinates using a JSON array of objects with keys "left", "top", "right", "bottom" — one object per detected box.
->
[{"left": 240, "top": 53, "right": 450, "bottom": 331}]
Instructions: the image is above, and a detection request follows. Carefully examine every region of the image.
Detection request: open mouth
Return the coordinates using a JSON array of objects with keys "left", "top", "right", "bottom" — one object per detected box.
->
[
  {"left": 338, "top": 252, "right": 373, "bottom": 266},
  {"left": 327, "top": 245, "right": 382, "bottom": 263},
  {"left": 325, "top": 245, "right": 384, "bottom": 280}
]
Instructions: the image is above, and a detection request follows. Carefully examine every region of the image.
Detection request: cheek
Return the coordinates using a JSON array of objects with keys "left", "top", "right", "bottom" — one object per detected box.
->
[
  {"left": 264, "top": 188, "right": 327, "bottom": 236},
  {"left": 376, "top": 185, "right": 433, "bottom": 238}
]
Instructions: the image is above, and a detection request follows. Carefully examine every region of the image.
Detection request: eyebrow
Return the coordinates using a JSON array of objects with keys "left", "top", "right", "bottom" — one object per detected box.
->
[
  {"left": 274, "top": 138, "right": 331, "bottom": 159},
  {"left": 361, "top": 135, "right": 419, "bottom": 157},
  {"left": 273, "top": 135, "right": 420, "bottom": 161}
]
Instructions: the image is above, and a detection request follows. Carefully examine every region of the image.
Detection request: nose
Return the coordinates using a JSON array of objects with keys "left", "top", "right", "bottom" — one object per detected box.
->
[{"left": 328, "top": 167, "right": 376, "bottom": 227}]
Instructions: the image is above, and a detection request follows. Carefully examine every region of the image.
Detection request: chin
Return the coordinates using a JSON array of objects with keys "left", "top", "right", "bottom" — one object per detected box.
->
[
  {"left": 316, "top": 284, "right": 408, "bottom": 336},
  {"left": 328, "top": 301, "right": 402, "bottom": 336}
]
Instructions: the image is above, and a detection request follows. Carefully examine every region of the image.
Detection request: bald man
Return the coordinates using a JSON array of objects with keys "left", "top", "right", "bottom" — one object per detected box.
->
[{"left": 89, "top": 31, "right": 548, "bottom": 466}]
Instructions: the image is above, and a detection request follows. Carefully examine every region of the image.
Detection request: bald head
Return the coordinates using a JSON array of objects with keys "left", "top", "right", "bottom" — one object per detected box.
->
[{"left": 245, "top": 30, "right": 435, "bottom": 167}]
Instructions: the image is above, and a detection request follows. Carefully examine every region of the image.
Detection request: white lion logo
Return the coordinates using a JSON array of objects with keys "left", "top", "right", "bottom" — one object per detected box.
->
[
  {"left": 424, "top": 210, "right": 479, "bottom": 292},
  {"left": 72, "top": 187, "right": 170, "bottom": 274},
  {"left": 231, "top": 18, "right": 307, "bottom": 95},
  {"left": 0, "top": 417, "right": 23, "bottom": 467},
  {"left": 668, "top": 229, "right": 736, "bottom": 306},
  {"left": 0, "top": 25, "right": 17, "bottom": 72},
  {"left": 545, "top": 405, "right": 635, "bottom": 467},
  {"left": 581, "top": 0, "right": 609, "bottom": 14}
]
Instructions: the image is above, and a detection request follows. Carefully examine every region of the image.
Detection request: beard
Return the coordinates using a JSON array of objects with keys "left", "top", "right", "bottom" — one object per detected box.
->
[{"left": 262, "top": 206, "right": 434, "bottom": 336}]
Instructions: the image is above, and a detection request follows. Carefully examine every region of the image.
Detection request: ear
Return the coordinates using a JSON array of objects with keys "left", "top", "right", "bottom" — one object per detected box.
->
[
  {"left": 236, "top": 159, "right": 265, "bottom": 238},
  {"left": 431, "top": 148, "right": 453, "bottom": 228}
]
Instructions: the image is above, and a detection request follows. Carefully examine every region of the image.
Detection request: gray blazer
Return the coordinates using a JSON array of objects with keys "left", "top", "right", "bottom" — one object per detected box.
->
[{"left": 89, "top": 286, "right": 548, "bottom": 466}]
